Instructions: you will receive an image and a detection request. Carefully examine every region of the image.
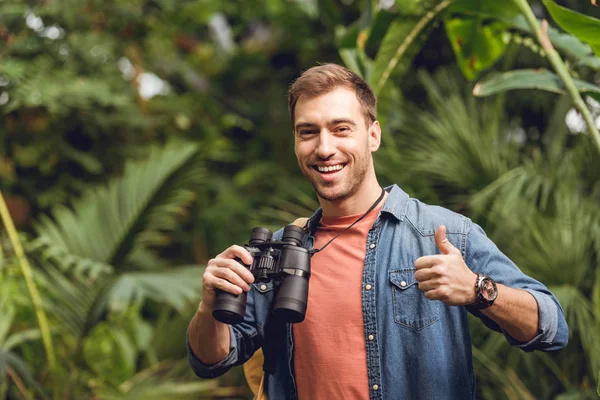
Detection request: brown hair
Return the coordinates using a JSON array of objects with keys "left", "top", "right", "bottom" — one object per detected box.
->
[{"left": 287, "top": 63, "right": 377, "bottom": 128}]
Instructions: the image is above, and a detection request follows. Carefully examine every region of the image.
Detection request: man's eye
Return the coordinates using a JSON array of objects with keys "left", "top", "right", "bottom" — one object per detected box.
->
[
  {"left": 337, "top": 126, "right": 350, "bottom": 133},
  {"left": 300, "top": 130, "right": 316, "bottom": 135}
]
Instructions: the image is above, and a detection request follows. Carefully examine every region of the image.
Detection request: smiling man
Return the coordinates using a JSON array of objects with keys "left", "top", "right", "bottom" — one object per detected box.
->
[{"left": 186, "top": 63, "right": 568, "bottom": 399}]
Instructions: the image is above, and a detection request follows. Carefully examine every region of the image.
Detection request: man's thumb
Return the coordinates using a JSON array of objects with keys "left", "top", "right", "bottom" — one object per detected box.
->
[{"left": 435, "top": 225, "right": 457, "bottom": 255}]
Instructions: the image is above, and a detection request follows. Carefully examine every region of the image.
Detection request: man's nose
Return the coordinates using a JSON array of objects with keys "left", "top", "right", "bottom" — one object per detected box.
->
[{"left": 315, "top": 131, "right": 335, "bottom": 159}]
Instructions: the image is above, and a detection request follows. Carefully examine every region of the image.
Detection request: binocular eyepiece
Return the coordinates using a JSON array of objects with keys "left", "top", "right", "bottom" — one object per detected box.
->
[{"left": 212, "top": 225, "right": 311, "bottom": 325}]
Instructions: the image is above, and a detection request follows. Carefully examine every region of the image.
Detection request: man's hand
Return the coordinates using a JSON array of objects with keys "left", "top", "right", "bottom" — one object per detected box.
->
[
  {"left": 414, "top": 225, "right": 477, "bottom": 306},
  {"left": 189, "top": 245, "right": 256, "bottom": 364},
  {"left": 202, "top": 245, "right": 256, "bottom": 310}
]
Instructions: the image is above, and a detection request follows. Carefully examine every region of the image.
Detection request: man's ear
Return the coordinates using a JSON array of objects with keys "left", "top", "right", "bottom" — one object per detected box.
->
[{"left": 369, "top": 121, "right": 382, "bottom": 152}]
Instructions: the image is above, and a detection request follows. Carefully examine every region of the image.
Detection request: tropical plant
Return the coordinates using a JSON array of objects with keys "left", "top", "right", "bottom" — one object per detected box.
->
[{"left": 0, "top": 141, "right": 241, "bottom": 398}]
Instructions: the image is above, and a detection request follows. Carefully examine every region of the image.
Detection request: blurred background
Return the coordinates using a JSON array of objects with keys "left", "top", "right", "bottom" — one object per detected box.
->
[{"left": 0, "top": 0, "right": 599, "bottom": 398}]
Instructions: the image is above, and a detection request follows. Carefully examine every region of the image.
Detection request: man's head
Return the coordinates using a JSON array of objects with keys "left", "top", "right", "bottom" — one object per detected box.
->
[
  {"left": 288, "top": 63, "right": 377, "bottom": 129},
  {"left": 289, "top": 63, "right": 382, "bottom": 211}
]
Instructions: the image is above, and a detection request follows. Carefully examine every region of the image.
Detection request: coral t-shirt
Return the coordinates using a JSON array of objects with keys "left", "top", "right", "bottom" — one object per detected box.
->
[{"left": 293, "top": 205, "right": 382, "bottom": 399}]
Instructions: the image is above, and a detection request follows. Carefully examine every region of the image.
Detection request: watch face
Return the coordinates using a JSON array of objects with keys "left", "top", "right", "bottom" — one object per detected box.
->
[{"left": 481, "top": 279, "right": 496, "bottom": 301}]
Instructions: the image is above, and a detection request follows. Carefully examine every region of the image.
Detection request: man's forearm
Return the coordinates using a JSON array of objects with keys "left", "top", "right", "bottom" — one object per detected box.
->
[
  {"left": 188, "top": 301, "right": 231, "bottom": 365},
  {"left": 481, "top": 284, "right": 539, "bottom": 342}
]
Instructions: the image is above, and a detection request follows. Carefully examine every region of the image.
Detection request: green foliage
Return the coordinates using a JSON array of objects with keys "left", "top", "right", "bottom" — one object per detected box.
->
[
  {"left": 544, "top": 0, "right": 600, "bottom": 58},
  {"left": 444, "top": 18, "right": 508, "bottom": 81},
  {"left": 473, "top": 69, "right": 600, "bottom": 100}
]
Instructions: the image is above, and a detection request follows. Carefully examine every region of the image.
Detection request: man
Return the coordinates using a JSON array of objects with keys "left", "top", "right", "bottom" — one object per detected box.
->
[{"left": 187, "top": 63, "right": 568, "bottom": 399}]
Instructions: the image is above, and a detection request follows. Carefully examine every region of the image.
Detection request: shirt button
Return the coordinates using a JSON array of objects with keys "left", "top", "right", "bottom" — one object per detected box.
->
[
  {"left": 260, "top": 284, "right": 267, "bottom": 291},
  {"left": 400, "top": 281, "right": 407, "bottom": 287},
  {"left": 365, "top": 284, "right": 372, "bottom": 291},
  {"left": 369, "top": 243, "right": 376, "bottom": 249},
  {"left": 368, "top": 334, "right": 374, "bottom": 341},
  {"left": 373, "top": 384, "right": 379, "bottom": 391}
]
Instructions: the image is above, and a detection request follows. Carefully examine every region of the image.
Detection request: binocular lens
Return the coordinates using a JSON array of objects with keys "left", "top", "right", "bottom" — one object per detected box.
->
[
  {"left": 272, "top": 275, "right": 308, "bottom": 323},
  {"left": 212, "top": 291, "right": 247, "bottom": 325}
]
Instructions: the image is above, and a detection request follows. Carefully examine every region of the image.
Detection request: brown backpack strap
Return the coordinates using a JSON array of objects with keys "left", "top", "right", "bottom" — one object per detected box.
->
[{"left": 291, "top": 217, "right": 309, "bottom": 228}]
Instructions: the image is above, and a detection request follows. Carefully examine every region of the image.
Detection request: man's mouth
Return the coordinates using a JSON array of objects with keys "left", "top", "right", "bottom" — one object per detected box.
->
[{"left": 314, "top": 164, "right": 345, "bottom": 173}]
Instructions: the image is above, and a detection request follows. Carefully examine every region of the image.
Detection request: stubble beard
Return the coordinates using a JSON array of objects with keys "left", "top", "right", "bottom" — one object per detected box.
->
[{"left": 306, "top": 152, "right": 370, "bottom": 203}]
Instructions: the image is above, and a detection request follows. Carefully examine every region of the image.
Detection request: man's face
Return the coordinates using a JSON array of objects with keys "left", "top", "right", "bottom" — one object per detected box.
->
[{"left": 293, "top": 86, "right": 380, "bottom": 203}]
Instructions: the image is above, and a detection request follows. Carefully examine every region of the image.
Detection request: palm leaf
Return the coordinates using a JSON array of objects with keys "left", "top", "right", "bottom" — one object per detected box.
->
[
  {"left": 31, "top": 140, "right": 204, "bottom": 276},
  {"left": 108, "top": 266, "right": 203, "bottom": 313}
]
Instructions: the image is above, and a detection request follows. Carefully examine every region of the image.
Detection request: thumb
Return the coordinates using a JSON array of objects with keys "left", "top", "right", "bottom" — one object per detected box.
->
[{"left": 435, "top": 225, "right": 458, "bottom": 255}]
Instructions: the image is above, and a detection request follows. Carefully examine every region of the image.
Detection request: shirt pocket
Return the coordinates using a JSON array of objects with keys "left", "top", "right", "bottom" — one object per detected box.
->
[
  {"left": 253, "top": 281, "right": 275, "bottom": 294},
  {"left": 390, "top": 269, "right": 440, "bottom": 331}
]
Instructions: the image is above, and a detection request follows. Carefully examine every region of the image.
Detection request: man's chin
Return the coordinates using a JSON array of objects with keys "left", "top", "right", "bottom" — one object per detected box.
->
[{"left": 315, "top": 185, "right": 348, "bottom": 202}]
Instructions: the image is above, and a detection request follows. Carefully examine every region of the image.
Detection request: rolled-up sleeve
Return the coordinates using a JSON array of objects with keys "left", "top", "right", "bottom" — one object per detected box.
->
[
  {"left": 187, "top": 325, "right": 240, "bottom": 378},
  {"left": 465, "top": 221, "right": 569, "bottom": 352}
]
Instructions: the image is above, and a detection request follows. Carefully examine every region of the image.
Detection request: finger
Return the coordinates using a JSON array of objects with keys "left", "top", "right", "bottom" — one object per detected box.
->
[
  {"left": 212, "top": 267, "right": 252, "bottom": 292},
  {"left": 435, "top": 225, "right": 460, "bottom": 255},
  {"left": 209, "top": 258, "right": 255, "bottom": 284},
  {"left": 207, "top": 276, "right": 245, "bottom": 295},
  {"left": 423, "top": 287, "right": 448, "bottom": 302},
  {"left": 414, "top": 255, "right": 442, "bottom": 270},
  {"left": 218, "top": 245, "right": 254, "bottom": 265},
  {"left": 417, "top": 280, "right": 438, "bottom": 292},
  {"left": 414, "top": 267, "right": 438, "bottom": 282}
]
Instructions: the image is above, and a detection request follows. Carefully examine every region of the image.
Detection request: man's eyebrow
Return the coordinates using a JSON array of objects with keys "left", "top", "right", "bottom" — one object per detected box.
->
[
  {"left": 328, "top": 118, "right": 357, "bottom": 127},
  {"left": 294, "top": 119, "right": 357, "bottom": 131},
  {"left": 294, "top": 122, "right": 318, "bottom": 130}
]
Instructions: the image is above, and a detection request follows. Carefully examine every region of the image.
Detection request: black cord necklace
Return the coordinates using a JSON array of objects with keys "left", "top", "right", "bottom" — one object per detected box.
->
[{"left": 310, "top": 187, "right": 386, "bottom": 255}]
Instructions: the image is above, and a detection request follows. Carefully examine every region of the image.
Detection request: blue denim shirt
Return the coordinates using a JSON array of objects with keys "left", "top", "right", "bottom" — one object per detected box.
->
[{"left": 188, "top": 184, "right": 568, "bottom": 399}]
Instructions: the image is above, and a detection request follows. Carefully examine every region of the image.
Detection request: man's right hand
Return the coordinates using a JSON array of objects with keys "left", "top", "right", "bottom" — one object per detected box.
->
[
  {"left": 201, "top": 245, "right": 256, "bottom": 310},
  {"left": 189, "top": 245, "right": 256, "bottom": 365}
]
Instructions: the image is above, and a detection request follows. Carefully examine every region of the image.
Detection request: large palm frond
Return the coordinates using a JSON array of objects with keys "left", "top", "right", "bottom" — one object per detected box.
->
[
  {"left": 27, "top": 141, "right": 205, "bottom": 352},
  {"left": 31, "top": 140, "right": 204, "bottom": 276}
]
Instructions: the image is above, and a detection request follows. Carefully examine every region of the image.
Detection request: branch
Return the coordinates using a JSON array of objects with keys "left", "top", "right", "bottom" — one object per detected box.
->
[
  {"left": 7, "top": 367, "right": 30, "bottom": 400},
  {"left": 0, "top": 192, "right": 55, "bottom": 370},
  {"left": 512, "top": 0, "right": 600, "bottom": 153}
]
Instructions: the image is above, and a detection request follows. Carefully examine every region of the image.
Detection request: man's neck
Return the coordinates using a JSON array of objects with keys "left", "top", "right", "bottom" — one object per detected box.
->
[{"left": 319, "top": 180, "right": 387, "bottom": 217}]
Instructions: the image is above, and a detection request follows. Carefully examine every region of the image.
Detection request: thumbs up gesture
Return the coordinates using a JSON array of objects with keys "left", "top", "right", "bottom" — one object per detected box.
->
[{"left": 414, "top": 226, "right": 478, "bottom": 306}]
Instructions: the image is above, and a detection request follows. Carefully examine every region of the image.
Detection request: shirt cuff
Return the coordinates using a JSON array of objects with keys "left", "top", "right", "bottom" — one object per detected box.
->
[
  {"left": 186, "top": 325, "right": 238, "bottom": 378},
  {"left": 504, "top": 290, "right": 558, "bottom": 350}
]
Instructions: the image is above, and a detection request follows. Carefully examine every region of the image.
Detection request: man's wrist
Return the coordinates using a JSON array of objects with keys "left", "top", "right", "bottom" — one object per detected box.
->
[
  {"left": 197, "top": 300, "right": 214, "bottom": 317},
  {"left": 467, "top": 272, "right": 478, "bottom": 305}
]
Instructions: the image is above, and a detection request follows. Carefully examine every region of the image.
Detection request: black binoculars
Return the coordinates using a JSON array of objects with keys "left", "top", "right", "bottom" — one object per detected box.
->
[{"left": 212, "top": 225, "right": 311, "bottom": 325}]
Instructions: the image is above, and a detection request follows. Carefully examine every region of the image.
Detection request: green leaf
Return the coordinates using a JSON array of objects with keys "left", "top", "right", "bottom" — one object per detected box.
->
[
  {"left": 33, "top": 141, "right": 203, "bottom": 271},
  {"left": 370, "top": 0, "right": 456, "bottom": 94},
  {"left": 364, "top": 10, "right": 396, "bottom": 53},
  {"left": 369, "top": 17, "right": 431, "bottom": 94},
  {"left": 446, "top": 9, "right": 600, "bottom": 69},
  {"left": 445, "top": 18, "right": 509, "bottom": 81},
  {"left": 448, "top": 0, "right": 520, "bottom": 18},
  {"left": 394, "top": 0, "right": 441, "bottom": 17},
  {"left": 108, "top": 267, "right": 203, "bottom": 313},
  {"left": 544, "top": 0, "right": 600, "bottom": 58},
  {"left": 473, "top": 69, "right": 600, "bottom": 97}
]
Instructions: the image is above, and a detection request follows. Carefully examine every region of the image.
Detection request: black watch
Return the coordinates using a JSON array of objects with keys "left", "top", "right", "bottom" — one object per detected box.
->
[{"left": 472, "top": 273, "right": 498, "bottom": 309}]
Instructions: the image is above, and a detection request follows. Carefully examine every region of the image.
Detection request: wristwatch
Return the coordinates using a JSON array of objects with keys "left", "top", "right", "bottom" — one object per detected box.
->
[{"left": 472, "top": 273, "right": 498, "bottom": 309}]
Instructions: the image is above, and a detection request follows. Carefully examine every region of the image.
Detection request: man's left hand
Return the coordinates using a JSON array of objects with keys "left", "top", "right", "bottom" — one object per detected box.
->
[{"left": 414, "top": 225, "right": 477, "bottom": 306}]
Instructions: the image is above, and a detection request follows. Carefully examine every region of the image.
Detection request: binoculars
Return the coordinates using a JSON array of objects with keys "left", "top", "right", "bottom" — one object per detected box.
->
[{"left": 212, "top": 225, "right": 311, "bottom": 325}]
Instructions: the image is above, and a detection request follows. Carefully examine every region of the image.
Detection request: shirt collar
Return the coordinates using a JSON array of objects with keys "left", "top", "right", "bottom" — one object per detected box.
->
[{"left": 305, "top": 184, "right": 410, "bottom": 233}]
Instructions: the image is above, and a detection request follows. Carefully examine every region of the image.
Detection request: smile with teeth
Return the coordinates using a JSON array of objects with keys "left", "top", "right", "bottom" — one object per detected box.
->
[{"left": 316, "top": 164, "right": 344, "bottom": 173}]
